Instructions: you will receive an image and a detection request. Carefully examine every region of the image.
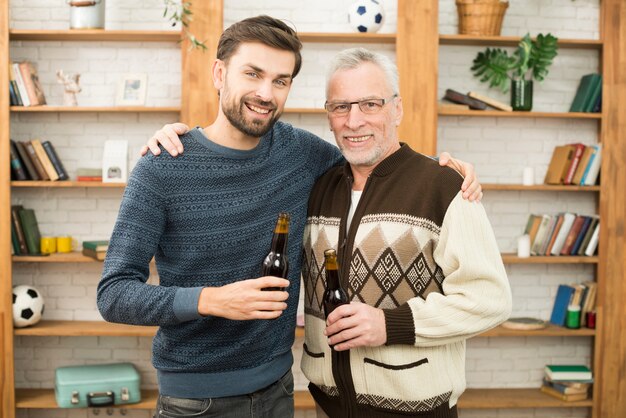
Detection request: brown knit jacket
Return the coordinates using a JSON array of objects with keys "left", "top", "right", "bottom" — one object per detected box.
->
[{"left": 301, "top": 144, "right": 512, "bottom": 418}]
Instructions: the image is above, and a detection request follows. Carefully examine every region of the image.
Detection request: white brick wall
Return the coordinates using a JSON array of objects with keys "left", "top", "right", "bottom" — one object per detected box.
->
[{"left": 10, "top": 1, "right": 600, "bottom": 417}]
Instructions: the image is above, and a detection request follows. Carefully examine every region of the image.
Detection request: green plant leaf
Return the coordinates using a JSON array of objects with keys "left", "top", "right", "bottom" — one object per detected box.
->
[
  {"left": 529, "top": 33, "right": 559, "bottom": 81},
  {"left": 471, "top": 48, "right": 516, "bottom": 93}
]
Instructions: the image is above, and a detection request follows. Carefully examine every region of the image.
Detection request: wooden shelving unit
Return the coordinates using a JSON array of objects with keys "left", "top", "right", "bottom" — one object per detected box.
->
[
  {"left": 438, "top": 108, "right": 602, "bottom": 119},
  {"left": 298, "top": 32, "right": 396, "bottom": 44},
  {"left": 12, "top": 252, "right": 97, "bottom": 263},
  {"left": 11, "top": 181, "right": 125, "bottom": 188},
  {"left": 10, "top": 106, "right": 180, "bottom": 113},
  {"left": 501, "top": 254, "right": 599, "bottom": 264},
  {"left": 9, "top": 29, "right": 181, "bottom": 42},
  {"left": 439, "top": 34, "right": 603, "bottom": 50},
  {"left": 483, "top": 184, "right": 600, "bottom": 192}
]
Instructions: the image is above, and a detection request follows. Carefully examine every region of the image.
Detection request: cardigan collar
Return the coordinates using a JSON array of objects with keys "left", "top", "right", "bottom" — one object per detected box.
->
[{"left": 341, "top": 142, "right": 411, "bottom": 179}]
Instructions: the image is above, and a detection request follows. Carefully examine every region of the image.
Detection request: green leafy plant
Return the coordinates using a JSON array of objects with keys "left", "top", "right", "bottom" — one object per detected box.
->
[
  {"left": 163, "top": 0, "right": 207, "bottom": 51},
  {"left": 471, "top": 33, "right": 559, "bottom": 93}
]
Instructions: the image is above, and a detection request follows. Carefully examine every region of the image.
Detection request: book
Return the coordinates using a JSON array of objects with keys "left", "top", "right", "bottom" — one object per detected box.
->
[
  {"left": 572, "top": 146, "right": 594, "bottom": 185},
  {"left": 42, "top": 141, "right": 69, "bottom": 180},
  {"left": 538, "top": 215, "right": 559, "bottom": 256},
  {"left": 584, "top": 222, "right": 600, "bottom": 256},
  {"left": 545, "top": 365, "right": 592, "bottom": 381},
  {"left": 530, "top": 215, "right": 552, "bottom": 255},
  {"left": 569, "top": 73, "right": 602, "bottom": 112},
  {"left": 549, "top": 284, "right": 575, "bottom": 326},
  {"left": 9, "top": 140, "right": 28, "bottom": 180},
  {"left": 10, "top": 205, "right": 29, "bottom": 255},
  {"left": 544, "top": 145, "right": 575, "bottom": 185},
  {"left": 582, "top": 144, "right": 602, "bottom": 186},
  {"left": 563, "top": 143, "right": 586, "bottom": 185},
  {"left": 83, "top": 240, "right": 109, "bottom": 252},
  {"left": 570, "top": 216, "right": 593, "bottom": 255},
  {"left": 550, "top": 212, "right": 576, "bottom": 255},
  {"left": 526, "top": 215, "right": 543, "bottom": 246},
  {"left": 540, "top": 385, "right": 589, "bottom": 401},
  {"left": 8, "top": 64, "right": 23, "bottom": 106},
  {"left": 583, "top": 74, "right": 602, "bottom": 112},
  {"left": 23, "top": 140, "right": 50, "bottom": 180},
  {"left": 543, "top": 378, "right": 591, "bottom": 393},
  {"left": 17, "top": 208, "right": 42, "bottom": 255},
  {"left": 544, "top": 214, "right": 564, "bottom": 255},
  {"left": 467, "top": 91, "right": 513, "bottom": 111},
  {"left": 11, "top": 62, "right": 31, "bottom": 106},
  {"left": 18, "top": 61, "right": 46, "bottom": 106},
  {"left": 31, "top": 139, "right": 59, "bottom": 181},
  {"left": 14, "top": 141, "right": 39, "bottom": 180},
  {"left": 443, "top": 89, "right": 487, "bottom": 110},
  {"left": 560, "top": 215, "right": 586, "bottom": 255},
  {"left": 82, "top": 248, "right": 106, "bottom": 261},
  {"left": 577, "top": 216, "right": 599, "bottom": 256},
  {"left": 77, "top": 176, "right": 103, "bottom": 181}
]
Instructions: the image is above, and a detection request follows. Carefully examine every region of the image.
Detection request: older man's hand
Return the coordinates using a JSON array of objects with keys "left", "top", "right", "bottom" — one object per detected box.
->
[{"left": 324, "top": 302, "right": 387, "bottom": 351}]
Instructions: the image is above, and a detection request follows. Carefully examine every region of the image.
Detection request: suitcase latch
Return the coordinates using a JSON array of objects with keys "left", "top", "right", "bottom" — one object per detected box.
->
[
  {"left": 71, "top": 391, "right": 80, "bottom": 405},
  {"left": 121, "top": 387, "right": 129, "bottom": 401}
]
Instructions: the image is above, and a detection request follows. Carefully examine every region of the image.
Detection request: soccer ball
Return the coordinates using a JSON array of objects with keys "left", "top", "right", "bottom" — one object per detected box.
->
[
  {"left": 348, "top": 0, "right": 385, "bottom": 33},
  {"left": 12, "top": 285, "right": 45, "bottom": 328}
]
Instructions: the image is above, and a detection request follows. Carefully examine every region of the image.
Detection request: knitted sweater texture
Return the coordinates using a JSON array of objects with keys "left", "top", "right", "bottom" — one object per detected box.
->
[
  {"left": 97, "top": 122, "right": 342, "bottom": 398},
  {"left": 301, "top": 144, "right": 512, "bottom": 418}
]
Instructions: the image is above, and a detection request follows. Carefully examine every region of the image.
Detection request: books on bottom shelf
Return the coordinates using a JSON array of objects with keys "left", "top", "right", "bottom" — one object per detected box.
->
[
  {"left": 523, "top": 213, "right": 599, "bottom": 257},
  {"left": 549, "top": 282, "right": 597, "bottom": 328},
  {"left": 542, "top": 365, "right": 592, "bottom": 402}
]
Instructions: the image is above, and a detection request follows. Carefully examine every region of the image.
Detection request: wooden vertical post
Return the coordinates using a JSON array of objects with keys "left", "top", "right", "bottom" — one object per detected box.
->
[
  {"left": 396, "top": 0, "right": 438, "bottom": 156},
  {"left": 181, "top": 0, "right": 223, "bottom": 127},
  {"left": 596, "top": 0, "right": 626, "bottom": 417},
  {"left": 0, "top": 0, "right": 15, "bottom": 416}
]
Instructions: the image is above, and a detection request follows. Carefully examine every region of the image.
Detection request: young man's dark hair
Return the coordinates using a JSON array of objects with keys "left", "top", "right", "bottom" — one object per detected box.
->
[{"left": 217, "top": 15, "right": 303, "bottom": 78}]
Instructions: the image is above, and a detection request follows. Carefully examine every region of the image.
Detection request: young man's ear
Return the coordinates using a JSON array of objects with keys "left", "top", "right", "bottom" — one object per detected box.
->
[{"left": 212, "top": 59, "right": 226, "bottom": 90}]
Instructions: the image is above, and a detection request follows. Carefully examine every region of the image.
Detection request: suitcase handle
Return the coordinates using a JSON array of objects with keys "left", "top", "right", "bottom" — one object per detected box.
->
[{"left": 87, "top": 391, "right": 115, "bottom": 407}]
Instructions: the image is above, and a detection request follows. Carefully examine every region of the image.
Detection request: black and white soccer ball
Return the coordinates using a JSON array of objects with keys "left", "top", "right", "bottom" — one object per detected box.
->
[
  {"left": 348, "top": 0, "right": 385, "bottom": 33},
  {"left": 12, "top": 285, "right": 45, "bottom": 328}
]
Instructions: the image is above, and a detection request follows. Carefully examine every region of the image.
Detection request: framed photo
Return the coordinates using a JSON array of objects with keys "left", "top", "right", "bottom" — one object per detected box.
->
[{"left": 116, "top": 73, "right": 147, "bottom": 106}]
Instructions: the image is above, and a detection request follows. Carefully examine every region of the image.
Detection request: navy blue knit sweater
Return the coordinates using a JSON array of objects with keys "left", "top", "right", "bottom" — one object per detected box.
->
[{"left": 97, "top": 122, "right": 343, "bottom": 398}]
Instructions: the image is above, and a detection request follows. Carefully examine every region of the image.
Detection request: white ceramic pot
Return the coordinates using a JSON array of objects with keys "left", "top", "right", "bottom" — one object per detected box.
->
[{"left": 67, "top": 0, "right": 105, "bottom": 29}]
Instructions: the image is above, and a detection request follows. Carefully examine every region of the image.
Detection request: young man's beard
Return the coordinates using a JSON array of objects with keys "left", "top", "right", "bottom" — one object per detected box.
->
[{"left": 222, "top": 96, "right": 281, "bottom": 138}]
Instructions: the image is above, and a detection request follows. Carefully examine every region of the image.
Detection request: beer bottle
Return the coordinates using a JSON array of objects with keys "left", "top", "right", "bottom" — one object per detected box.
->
[
  {"left": 323, "top": 249, "right": 349, "bottom": 318},
  {"left": 261, "top": 212, "right": 290, "bottom": 291}
]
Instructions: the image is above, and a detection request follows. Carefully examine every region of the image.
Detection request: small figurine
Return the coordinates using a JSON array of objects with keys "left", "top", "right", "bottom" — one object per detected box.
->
[{"left": 56, "top": 70, "right": 81, "bottom": 106}]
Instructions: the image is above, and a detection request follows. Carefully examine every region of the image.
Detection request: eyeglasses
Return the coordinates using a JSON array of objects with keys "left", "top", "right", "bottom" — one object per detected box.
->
[{"left": 324, "top": 94, "right": 398, "bottom": 116}]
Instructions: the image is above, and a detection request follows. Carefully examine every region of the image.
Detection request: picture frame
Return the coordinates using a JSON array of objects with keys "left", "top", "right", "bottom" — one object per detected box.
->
[{"left": 115, "top": 73, "right": 147, "bottom": 106}]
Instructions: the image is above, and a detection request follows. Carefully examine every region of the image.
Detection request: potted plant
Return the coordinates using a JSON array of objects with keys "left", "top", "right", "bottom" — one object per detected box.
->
[
  {"left": 471, "top": 33, "right": 558, "bottom": 110},
  {"left": 163, "top": 0, "right": 207, "bottom": 50}
]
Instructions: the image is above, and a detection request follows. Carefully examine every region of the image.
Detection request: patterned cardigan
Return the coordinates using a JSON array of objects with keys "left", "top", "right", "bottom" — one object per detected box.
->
[{"left": 301, "top": 144, "right": 512, "bottom": 418}]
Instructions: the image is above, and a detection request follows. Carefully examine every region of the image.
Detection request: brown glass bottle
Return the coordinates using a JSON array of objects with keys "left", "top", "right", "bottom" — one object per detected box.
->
[
  {"left": 323, "top": 249, "right": 349, "bottom": 318},
  {"left": 261, "top": 212, "right": 290, "bottom": 291}
]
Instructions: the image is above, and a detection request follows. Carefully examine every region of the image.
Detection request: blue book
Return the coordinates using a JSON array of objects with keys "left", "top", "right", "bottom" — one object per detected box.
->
[
  {"left": 550, "top": 285, "right": 575, "bottom": 326},
  {"left": 570, "top": 216, "right": 593, "bottom": 255},
  {"left": 579, "top": 145, "right": 598, "bottom": 185}
]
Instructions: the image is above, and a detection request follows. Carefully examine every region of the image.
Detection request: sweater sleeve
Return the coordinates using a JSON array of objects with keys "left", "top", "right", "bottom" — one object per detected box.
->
[
  {"left": 97, "top": 156, "right": 202, "bottom": 327},
  {"left": 385, "top": 192, "right": 512, "bottom": 346}
]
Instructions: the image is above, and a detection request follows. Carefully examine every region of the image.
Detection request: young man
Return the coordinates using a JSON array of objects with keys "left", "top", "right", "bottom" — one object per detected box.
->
[
  {"left": 99, "top": 15, "right": 481, "bottom": 418},
  {"left": 301, "top": 48, "right": 512, "bottom": 418}
]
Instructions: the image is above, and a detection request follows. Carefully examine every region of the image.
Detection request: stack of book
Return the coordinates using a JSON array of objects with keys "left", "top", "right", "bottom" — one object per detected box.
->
[
  {"left": 76, "top": 168, "right": 102, "bottom": 182},
  {"left": 523, "top": 213, "right": 599, "bottom": 257},
  {"left": 441, "top": 89, "right": 512, "bottom": 112},
  {"left": 8, "top": 61, "right": 47, "bottom": 107},
  {"left": 10, "top": 205, "right": 42, "bottom": 256},
  {"left": 544, "top": 143, "right": 602, "bottom": 186},
  {"left": 549, "top": 282, "right": 597, "bottom": 328},
  {"left": 9, "top": 139, "right": 68, "bottom": 181},
  {"left": 541, "top": 365, "right": 592, "bottom": 401},
  {"left": 82, "top": 240, "right": 109, "bottom": 261}
]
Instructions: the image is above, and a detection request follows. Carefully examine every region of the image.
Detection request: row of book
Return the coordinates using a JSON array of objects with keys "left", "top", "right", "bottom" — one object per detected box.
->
[
  {"left": 9, "top": 139, "right": 68, "bottom": 181},
  {"left": 544, "top": 143, "right": 602, "bottom": 186},
  {"left": 8, "top": 61, "right": 47, "bottom": 107},
  {"left": 569, "top": 73, "right": 602, "bottom": 113},
  {"left": 541, "top": 365, "right": 592, "bottom": 401},
  {"left": 524, "top": 213, "right": 599, "bottom": 257},
  {"left": 10, "top": 205, "right": 42, "bottom": 256},
  {"left": 550, "top": 282, "right": 597, "bottom": 328}
]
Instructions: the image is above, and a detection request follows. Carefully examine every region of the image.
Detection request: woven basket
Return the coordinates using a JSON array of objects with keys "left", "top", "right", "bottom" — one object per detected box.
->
[{"left": 456, "top": 0, "right": 509, "bottom": 36}]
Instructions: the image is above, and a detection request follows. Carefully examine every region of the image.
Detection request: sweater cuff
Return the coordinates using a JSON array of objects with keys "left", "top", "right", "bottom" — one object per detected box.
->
[
  {"left": 173, "top": 287, "right": 204, "bottom": 323},
  {"left": 383, "top": 303, "right": 416, "bottom": 345}
]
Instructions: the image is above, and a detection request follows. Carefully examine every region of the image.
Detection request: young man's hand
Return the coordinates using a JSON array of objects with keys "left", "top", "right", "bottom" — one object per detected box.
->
[{"left": 140, "top": 123, "right": 190, "bottom": 157}]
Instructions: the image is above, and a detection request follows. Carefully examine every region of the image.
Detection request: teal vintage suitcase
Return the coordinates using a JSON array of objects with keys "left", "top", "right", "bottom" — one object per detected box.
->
[{"left": 55, "top": 363, "right": 141, "bottom": 408}]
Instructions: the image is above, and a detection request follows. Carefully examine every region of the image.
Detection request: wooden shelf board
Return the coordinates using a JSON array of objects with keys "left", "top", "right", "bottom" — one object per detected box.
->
[
  {"left": 484, "top": 184, "right": 600, "bottom": 192},
  {"left": 439, "top": 34, "right": 602, "bottom": 50},
  {"left": 14, "top": 321, "right": 157, "bottom": 337},
  {"left": 501, "top": 253, "right": 599, "bottom": 264},
  {"left": 480, "top": 323, "right": 595, "bottom": 338},
  {"left": 17, "top": 321, "right": 590, "bottom": 339},
  {"left": 13, "top": 252, "right": 98, "bottom": 263},
  {"left": 15, "top": 388, "right": 591, "bottom": 409},
  {"left": 10, "top": 106, "right": 180, "bottom": 113},
  {"left": 284, "top": 107, "right": 326, "bottom": 114},
  {"left": 12, "top": 181, "right": 125, "bottom": 188},
  {"left": 299, "top": 32, "right": 396, "bottom": 44},
  {"left": 438, "top": 108, "right": 601, "bottom": 119},
  {"left": 9, "top": 29, "right": 181, "bottom": 42}
]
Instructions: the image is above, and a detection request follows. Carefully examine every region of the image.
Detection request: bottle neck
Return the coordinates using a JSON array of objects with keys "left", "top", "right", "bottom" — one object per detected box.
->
[{"left": 270, "top": 231, "right": 288, "bottom": 253}]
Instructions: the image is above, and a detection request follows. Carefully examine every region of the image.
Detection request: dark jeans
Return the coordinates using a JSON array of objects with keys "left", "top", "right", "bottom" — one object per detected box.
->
[{"left": 154, "top": 370, "right": 295, "bottom": 418}]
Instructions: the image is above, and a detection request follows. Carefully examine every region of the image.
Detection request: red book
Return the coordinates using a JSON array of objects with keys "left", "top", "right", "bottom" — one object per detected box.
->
[
  {"left": 563, "top": 143, "right": 586, "bottom": 185},
  {"left": 560, "top": 215, "right": 586, "bottom": 255}
]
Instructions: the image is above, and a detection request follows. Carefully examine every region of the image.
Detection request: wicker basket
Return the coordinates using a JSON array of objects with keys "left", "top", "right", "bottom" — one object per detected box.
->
[{"left": 456, "top": 0, "right": 509, "bottom": 36}]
